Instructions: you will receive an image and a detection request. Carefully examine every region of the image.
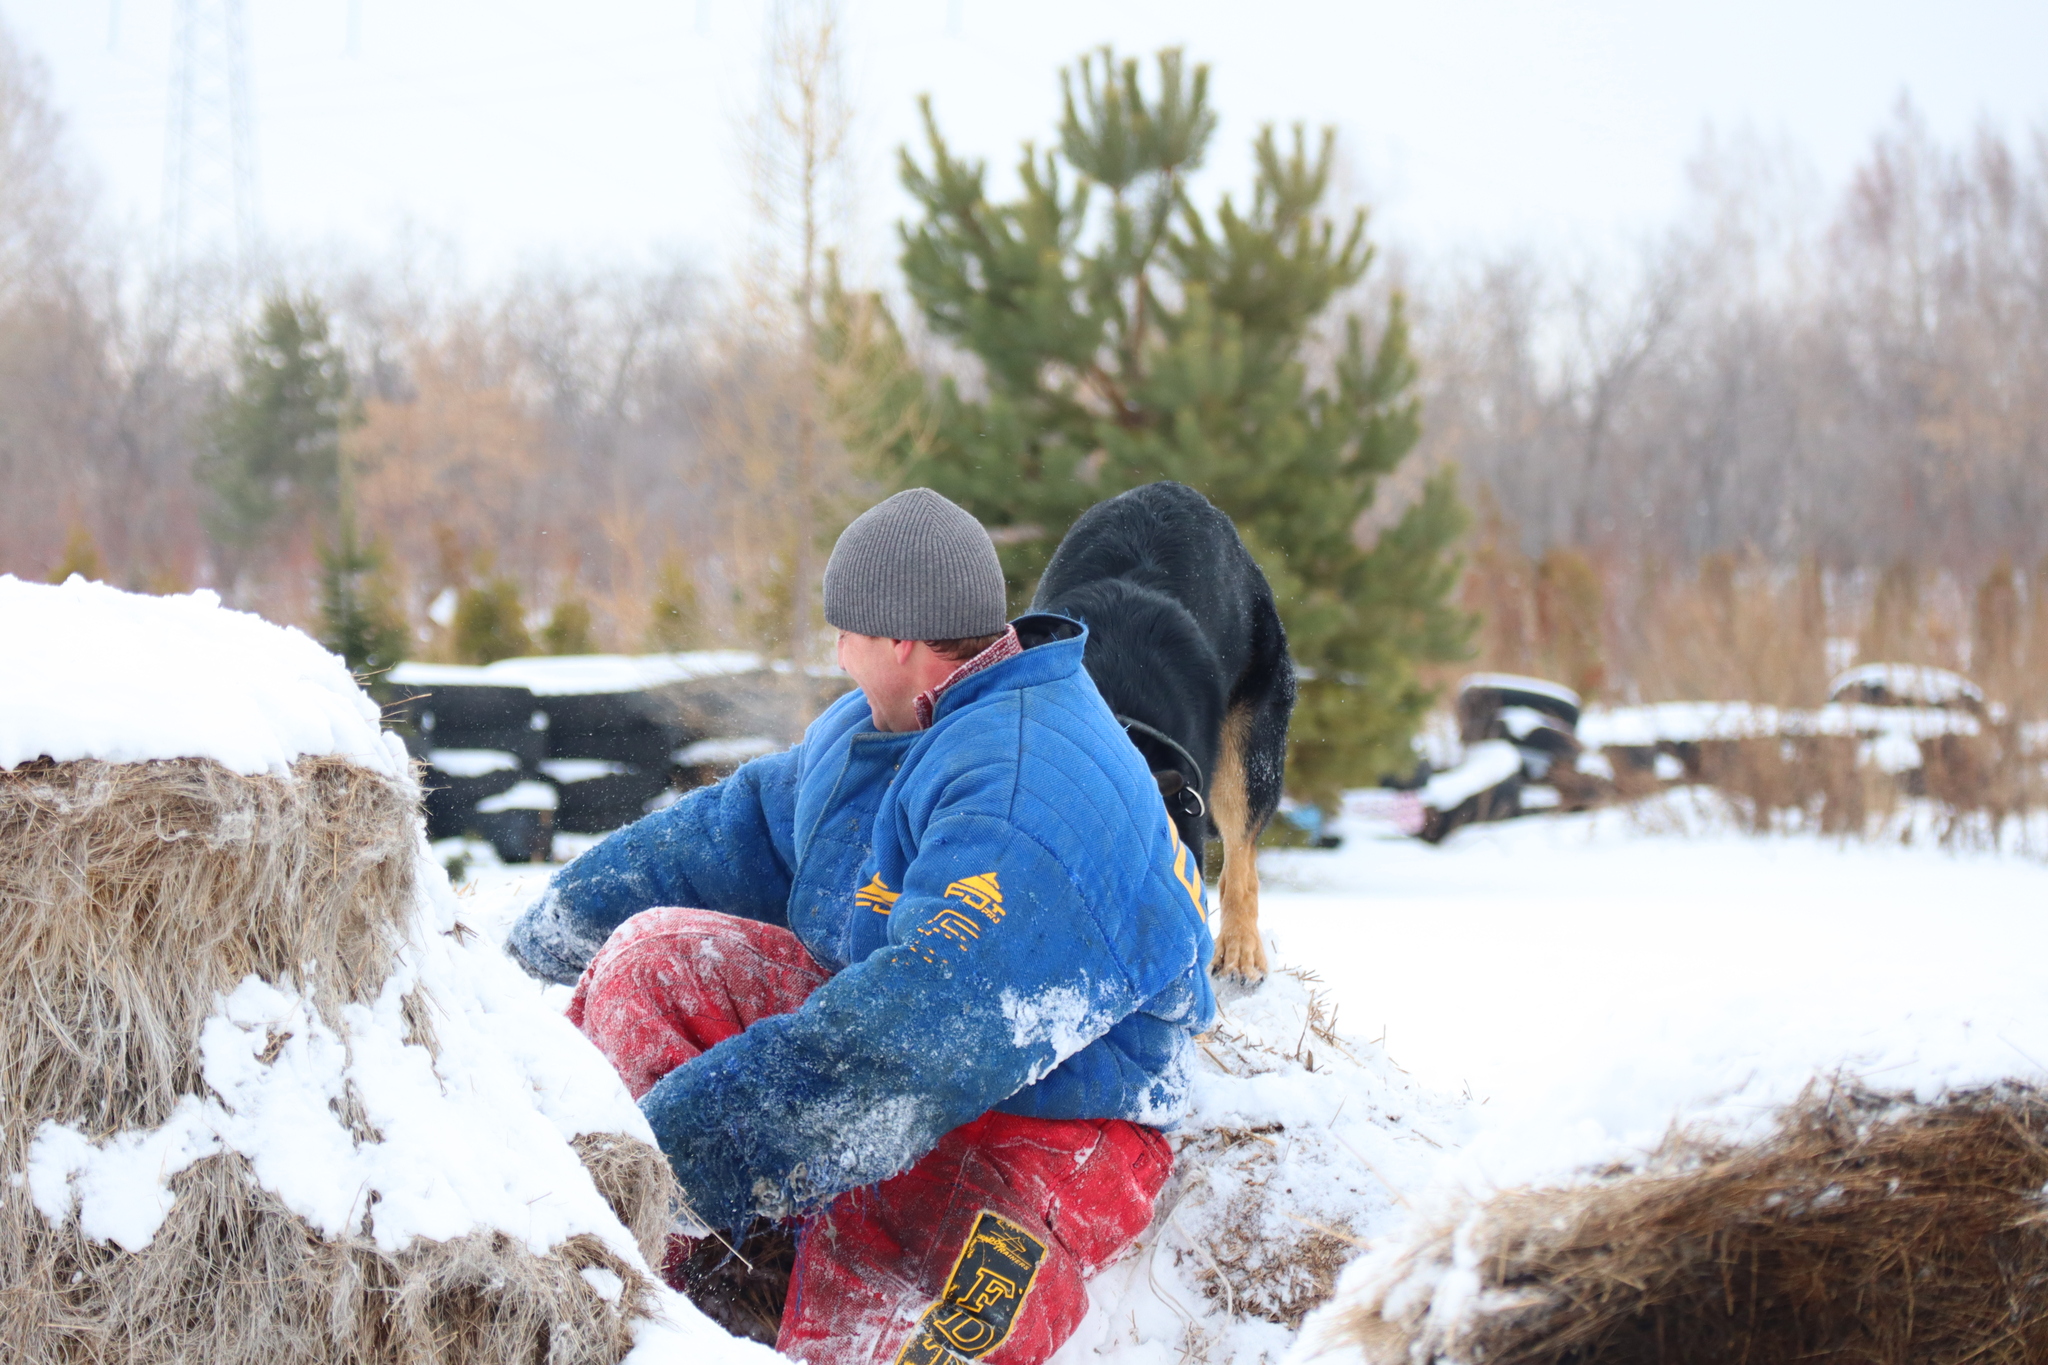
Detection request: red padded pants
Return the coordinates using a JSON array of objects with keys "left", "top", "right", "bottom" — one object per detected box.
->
[{"left": 567, "top": 907, "right": 1172, "bottom": 1365}]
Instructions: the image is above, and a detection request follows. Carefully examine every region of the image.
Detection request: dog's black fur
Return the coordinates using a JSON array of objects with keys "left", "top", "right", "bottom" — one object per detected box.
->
[{"left": 1031, "top": 482, "right": 1296, "bottom": 979}]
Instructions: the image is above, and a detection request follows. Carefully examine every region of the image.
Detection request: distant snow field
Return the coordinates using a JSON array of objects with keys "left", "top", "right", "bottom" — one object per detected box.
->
[
  {"left": 459, "top": 794, "right": 2048, "bottom": 1363},
  {"left": 1262, "top": 796, "right": 2048, "bottom": 1184}
]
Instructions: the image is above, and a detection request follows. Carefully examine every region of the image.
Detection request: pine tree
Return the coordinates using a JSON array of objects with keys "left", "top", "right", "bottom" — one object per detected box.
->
[
  {"left": 646, "top": 554, "right": 702, "bottom": 652},
  {"left": 452, "top": 578, "right": 533, "bottom": 664},
  {"left": 826, "top": 47, "right": 1471, "bottom": 798},
  {"left": 319, "top": 348, "right": 409, "bottom": 677},
  {"left": 201, "top": 290, "right": 406, "bottom": 677},
  {"left": 541, "top": 596, "right": 596, "bottom": 656},
  {"left": 318, "top": 528, "right": 409, "bottom": 677},
  {"left": 199, "top": 295, "right": 356, "bottom": 563}
]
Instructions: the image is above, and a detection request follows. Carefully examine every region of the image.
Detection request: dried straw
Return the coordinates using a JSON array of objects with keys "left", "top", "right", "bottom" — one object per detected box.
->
[
  {"left": 0, "top": 756, "right": 416, "bottom": 1143},
  {"left": 0, "top": 755, "right": 678, "bottom": 1364},
  {"left": 1, "top": 1152, "right": 653, "bottom": 1364},
  {"left": 574, "top": 1130, "right": 683, "bottom": 1270},
  {"left": 1169, "top": 1125, "right": 1359, "bottom": 1330},
  {"left": 1325, "top": 1080, "right": 2048, "bottom": 1365}
]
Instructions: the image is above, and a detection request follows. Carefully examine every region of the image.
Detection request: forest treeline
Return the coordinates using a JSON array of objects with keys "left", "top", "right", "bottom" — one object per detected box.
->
[
  {"left": 1, "top": 17, "right": 857, "bottom": 661},
  {"left": 1415, "top": 109, "right": 2048, "bottom": 711},
  {"left": 5, "top": 14, "right": 2047, "bottom": 713}
]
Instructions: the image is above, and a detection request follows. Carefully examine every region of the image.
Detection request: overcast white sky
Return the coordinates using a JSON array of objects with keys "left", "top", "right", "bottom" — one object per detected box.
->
[{"left": 6, "top": 0, "right": 2045, "bottom": 285}]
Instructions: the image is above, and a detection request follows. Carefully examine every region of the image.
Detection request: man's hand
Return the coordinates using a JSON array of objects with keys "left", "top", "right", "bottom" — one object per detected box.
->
[{"left": 504, "top": 886, "right": 594, "bottom": 985}]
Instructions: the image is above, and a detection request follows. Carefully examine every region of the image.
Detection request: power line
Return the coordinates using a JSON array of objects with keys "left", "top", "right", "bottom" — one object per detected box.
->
[{"left": 163, "top": 0, "right": 258, "bottom": 291}]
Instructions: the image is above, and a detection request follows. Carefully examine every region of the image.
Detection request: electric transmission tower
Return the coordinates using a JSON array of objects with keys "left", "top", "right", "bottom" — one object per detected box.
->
[{"left": 162, "top": 0, "right": 257, "bottom": 291}]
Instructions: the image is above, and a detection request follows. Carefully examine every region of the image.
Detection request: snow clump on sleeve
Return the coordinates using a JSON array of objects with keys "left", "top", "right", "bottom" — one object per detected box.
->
[{"left": 1001, "top": 984, "right": 1116, "bottom": 1065}]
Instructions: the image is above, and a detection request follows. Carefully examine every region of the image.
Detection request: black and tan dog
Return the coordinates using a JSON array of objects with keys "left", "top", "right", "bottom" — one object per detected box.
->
[{"left": 1032, "top": 482, "right": 1296, "bottom": 981}]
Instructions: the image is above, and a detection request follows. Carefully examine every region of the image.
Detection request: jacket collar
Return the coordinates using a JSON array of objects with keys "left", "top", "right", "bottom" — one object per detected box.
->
[
  {"left": 913, "top": 624, "right": 1022, "bottom": 729},
  {"left": 926, "top": 613, "right": 1085, "bottom": 725}
]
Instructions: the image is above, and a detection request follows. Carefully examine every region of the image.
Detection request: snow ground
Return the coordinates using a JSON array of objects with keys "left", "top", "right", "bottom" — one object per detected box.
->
[
  {"left": 1260, "top": 793, "right": 2048, "bottom": 1191},
  {"left": 456, "top": 795, "right": 2048, "bottom": 1363}
]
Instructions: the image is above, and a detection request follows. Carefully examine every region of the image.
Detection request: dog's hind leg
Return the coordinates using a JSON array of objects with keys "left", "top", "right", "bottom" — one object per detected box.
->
[{"left": 1209, "top": 704, "right": 1268, "bottom": 982}]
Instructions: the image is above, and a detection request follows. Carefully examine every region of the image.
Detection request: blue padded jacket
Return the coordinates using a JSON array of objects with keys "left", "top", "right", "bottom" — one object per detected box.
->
[{"left": 506, "top": 615, "right": 1217, "bottom": 1230}]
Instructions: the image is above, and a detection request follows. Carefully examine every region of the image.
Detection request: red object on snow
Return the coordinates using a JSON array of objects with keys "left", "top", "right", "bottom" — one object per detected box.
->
[{"left": 569, "top": 907, "right": 1172, "bottom": 1364}]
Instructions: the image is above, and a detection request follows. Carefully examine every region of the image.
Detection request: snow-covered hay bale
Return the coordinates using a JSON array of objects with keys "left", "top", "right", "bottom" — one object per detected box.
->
[
  {"left": 1051, "top": 968, "right": 1470, "bottom": 1363},
  {"left": 0, "top": 577, "right": 692, "bottom": 1365},
  {"left": 1314, "top": 1081, "right": 2048, "bottom": 1365},
  {"left": 0, "top": 755, "right": 416, "bottom": 1145},
  {"left": 1165, "top": 978, "right": 1391, "bottom": 1330}
]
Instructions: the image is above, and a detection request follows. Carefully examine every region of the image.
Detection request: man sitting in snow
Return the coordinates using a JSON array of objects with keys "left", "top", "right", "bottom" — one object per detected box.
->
[{"left": 507, "top": 488, "right": 1217, "bottom": 1365}]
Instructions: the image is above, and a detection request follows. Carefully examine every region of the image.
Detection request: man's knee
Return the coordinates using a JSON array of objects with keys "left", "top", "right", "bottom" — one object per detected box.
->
[
  {"left": 1047, "top": 1119, "right": 1172, "bottom": 1272},
  {"left": 568, "top": 907, "right": 829, "bottom": 1099},
  {"left": 776, "top": 1115, "right": 1171, "bottom": 1365},
  {"left": 583, "top": 905, "right": 752, "bottom": 973}
]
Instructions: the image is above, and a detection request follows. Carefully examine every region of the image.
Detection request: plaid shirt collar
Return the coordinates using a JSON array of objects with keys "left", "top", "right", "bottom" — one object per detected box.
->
[{"left": 912, "top": 625, "right": 1022, "bottom": 730}]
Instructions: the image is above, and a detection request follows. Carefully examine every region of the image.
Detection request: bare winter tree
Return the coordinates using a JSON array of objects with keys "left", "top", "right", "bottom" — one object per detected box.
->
[
  {"left": 0, "top": 17, "right": 209, "bottom": 590},
  {"left": 734, "top": 0, "right": 860, "bottom": 662},
  {"left": 1415, "top": 107, "right": 2048, "bottom": 704},
  {"left": 1426, "top": 107, "right": 2048, "bottom": 578}
]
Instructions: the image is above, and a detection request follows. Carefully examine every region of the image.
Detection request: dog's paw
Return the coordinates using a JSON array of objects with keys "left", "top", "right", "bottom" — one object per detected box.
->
[{"left": 1209, "top": 929, "right": 1268, "bottom": 984}]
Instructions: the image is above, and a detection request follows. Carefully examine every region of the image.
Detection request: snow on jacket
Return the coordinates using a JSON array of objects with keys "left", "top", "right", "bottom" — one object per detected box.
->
[{"left": 506, "top": 614, "right": 1218, "bottom": 1230}]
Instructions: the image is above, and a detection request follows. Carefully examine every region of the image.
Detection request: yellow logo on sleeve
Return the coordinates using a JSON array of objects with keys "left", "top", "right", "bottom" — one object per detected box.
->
[
  {"left": 916, "top": 907, "right": 984, "bottom": 956},
  {"left": 855, "top": 873, "right": 901, "bottom": 915},
  {"left": 943, "top": 872, "right": 1004, "bottom": 923},
  {"left": 903, "top": 872, "right": 1005, "bottom": 964},
  {"left": 1165, "top": 825, "right": 1205, "bottom": 913}
]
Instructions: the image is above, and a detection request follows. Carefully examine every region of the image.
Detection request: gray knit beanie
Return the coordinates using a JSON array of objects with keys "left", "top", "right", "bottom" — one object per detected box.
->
[{"left": 822, "top": 488, "right": 1008, "bottom": 639}]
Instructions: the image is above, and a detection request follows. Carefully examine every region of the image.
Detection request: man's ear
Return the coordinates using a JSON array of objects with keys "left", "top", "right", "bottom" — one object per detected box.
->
[{"left": 891, "top": 638, "right": 919, "bottom": 665}]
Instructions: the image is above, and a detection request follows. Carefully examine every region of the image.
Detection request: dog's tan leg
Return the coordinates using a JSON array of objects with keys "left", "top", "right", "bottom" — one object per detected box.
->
[{"left": 1208, "top": 706, "right": 1267, "bottom": 982}]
